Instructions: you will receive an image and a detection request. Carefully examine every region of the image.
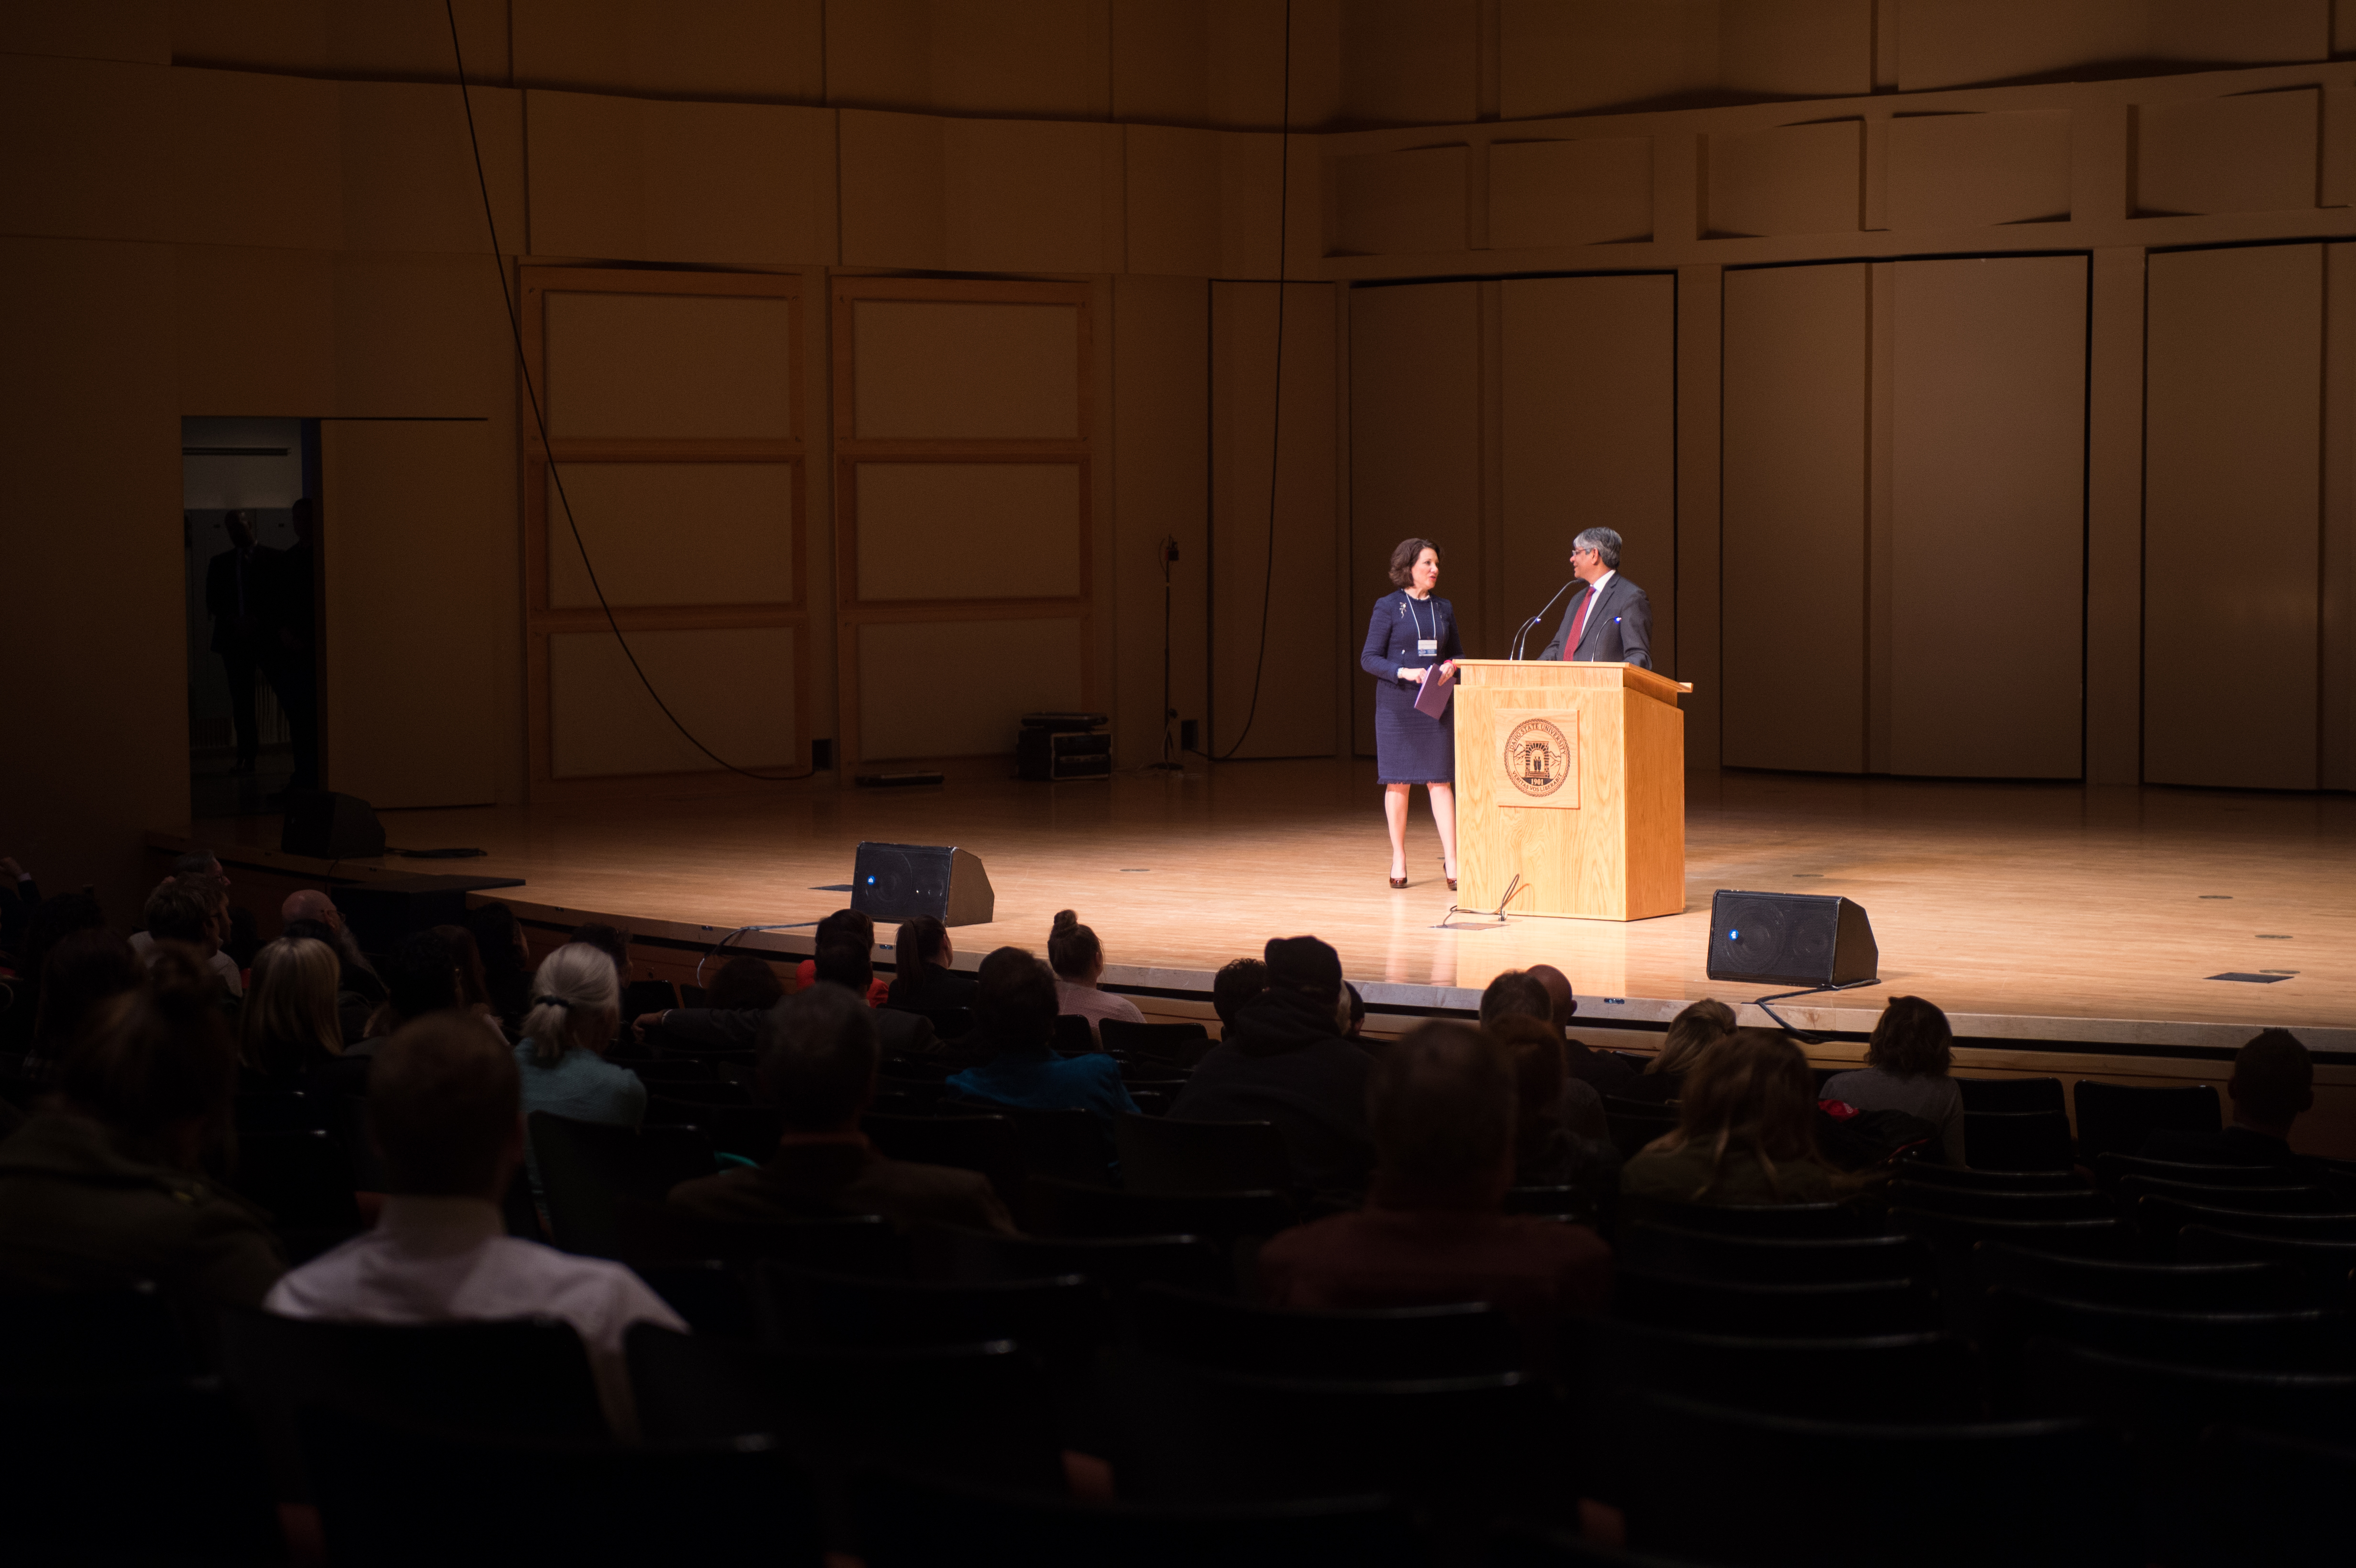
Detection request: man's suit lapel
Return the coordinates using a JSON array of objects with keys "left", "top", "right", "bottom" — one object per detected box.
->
[{"left": 1566, "top": 578, "right": 1612, "bottom": 659}]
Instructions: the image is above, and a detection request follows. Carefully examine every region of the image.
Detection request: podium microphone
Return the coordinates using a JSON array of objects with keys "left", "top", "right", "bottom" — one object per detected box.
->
[{"left": 1511, "top": 579, "right": 1578, "bottom": 661}]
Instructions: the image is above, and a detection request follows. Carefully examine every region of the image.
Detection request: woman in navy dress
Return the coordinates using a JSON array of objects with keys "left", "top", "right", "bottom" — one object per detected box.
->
[{"left": 1360, "top": 537, "right": 1462, "bottom": 889}]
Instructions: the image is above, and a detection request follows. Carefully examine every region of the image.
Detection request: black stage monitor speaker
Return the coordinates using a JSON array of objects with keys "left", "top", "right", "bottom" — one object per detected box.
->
[
  {"left": 850, "top": 842, "right": 995, "bottom": 927},
  {"left": 1706, "top": 890, "right": 1878, "bottom": 989},
  {"left": 281, "top": 791, "right": 386, "bottom": 860}
]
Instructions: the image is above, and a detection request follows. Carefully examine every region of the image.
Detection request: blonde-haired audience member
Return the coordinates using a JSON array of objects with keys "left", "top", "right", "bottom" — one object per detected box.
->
[
  {"left": 1612, "top": 997, "right": 1737, "bottom": 1106},
  {"left": 1621, "top": 1029, "right": 1846, "bottom": 1206}
]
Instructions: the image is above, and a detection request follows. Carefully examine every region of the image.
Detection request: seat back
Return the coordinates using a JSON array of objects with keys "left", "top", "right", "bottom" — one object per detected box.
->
[
  {"left": 0, "top": 1282, "right": 203, "bottom": 1388},
  {"left": 228, "top": 1128, "right": 364, "bottom": 1253},
  {"left": 1603, "top": 1104, "right": 1679, "bottom": 1161},
  {"left": 234, "top": 1089, "right": 320, "bottom": 1133},
  {"left": 1128, "top": 1283, "right": 1521, "bottom": 1379},
  {"left": 1100, "top": 1017, "right": 1214, "bottom": 1069},
  {"left": 649, "top": 1096, "right": 779, "bottom": 1163},
  {"left": 1001, "top": 1104, "right": 1114, "bottom": 1187},
  {"left": 1953, "top": 1076, "right": 2066, "bottom": 1115},
  {"left": 915, "top": 1005, "right": 974, "bottom": 1040},
  {"left": 1893, "top": 1160, "right": 2085, "bottom": 1193},
  {"left": 912, "top": 1223, "right": 1228, "bottom": 1295},
  {"left": 1616, "top": 1193, "right": 1871, "bottom": 1238},
  {"left": 860, "top": 1111, "right": 1025, "bottom": 1206},
  {"left": 2179, "top": 1224, "right": 2356, "bottom": 1308},
  {"left": 1981, "top": 1284, "right": 2354, "bottom": 1375},
  {"left": 1115, "top": 1114, "right": 1293, "bottom": 1195},
  {"left": 1960, "top": 1111, "right": 2078, "bottom": 1172},
  {"left": 1023, "top": 1175, "right": 1296, "bottom": 1246},
  {"left": 1052, "top": 1014, "right": 1097, "bottom": 1054},
  {"left": 2072, "top": 1078, "right": 2221, "bottom": 1165},
  {"left": 1618, "top": 1223, "right": 1932, "bottom": 1286},
  {"left": 1574, "top": 1318, "right": 1982, "bottom": 1421},
  {"left": 2117, "top": 1174, "right": 2340, "bottom": 1215},
  {"left": 755, "top": 1261, "right": 1101, "bottom": 1357},
  {"left": 1893, "top": 1208, "right": 2130, "bottom": 1262},
  {"left": 614, "top": 1207, "right": 909, "bottom": 1276},
  {"left": 1974, "top": 1241, "right": 2310, "bottom": 1311},
  {"left": 2196, "top": 1423, "right": 2356, "bottom": 1568},
  {"left": 1612, "top": 1266, "right": 1941, "bottom": 1337},
  {"left": 1614, "top": 1390, "right": 2136, "bottom": 1568},
  {"left": 2033, "top": 1338, "right": 2356, "bottom": 1446},
  {"left": 2135, "top": 1194, "right": 2356, "bottom": 1245},
  {"left": 2096, "top": 1151, "right": 2301, "bottom": 1190},
  {"left": 1886, "top": 1180, "right": 2113, "bottom": 1221},
  {"left": 529, "top": 1111, "right": 717, "bottom": 1257}
]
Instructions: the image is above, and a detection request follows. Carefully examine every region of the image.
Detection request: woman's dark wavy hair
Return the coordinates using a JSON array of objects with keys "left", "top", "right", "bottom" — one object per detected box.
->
[
  {"left": 1865, "top": 995, "right": 1953, "bottom": 1080},
  {"left": 1387, "top": 537, "right": 1440, "bottom": 588}
]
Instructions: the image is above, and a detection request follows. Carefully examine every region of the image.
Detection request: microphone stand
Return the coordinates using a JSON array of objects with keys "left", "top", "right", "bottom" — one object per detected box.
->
[{"left": 1511, "top": 578, "right": 1579, "bottom": 661}]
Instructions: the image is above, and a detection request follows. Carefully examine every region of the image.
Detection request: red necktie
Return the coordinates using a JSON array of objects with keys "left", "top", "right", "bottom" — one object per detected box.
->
[{"left": 1565, "top": 591, "right": 1594, "bottom": 657}]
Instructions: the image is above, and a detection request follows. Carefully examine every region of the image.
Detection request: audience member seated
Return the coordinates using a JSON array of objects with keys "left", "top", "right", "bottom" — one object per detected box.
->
[
  {"left": 20, "top": 928, "right": 142, "bottom": 1085},
  {"left": 1525, "top": 965, "right": 1640, "bottom": 1096},
  {"left": 1211, "top": 957, "right": 1268, "bottom": 1032},
  {"left": 668, "top": 983, "right": 1013, "bottom": 1234},
  {"left": 885, "top": 915, "right": 976, "bottom": 1013},
  {"left": 515, "top": 945, "right": 646, "bottom": 1157},
  {"left": 704, "top": 954, "right": 785, "bottom": 1013},
  {"left": 1621, "top": 1030, "right": 1848, "bottom": 1206},
  {"left": 1613, "top": 998, "right": 1736, "bottom": 1106},
  {"left": 1, "top": 892, "right": 106, "bottom": 1056},
  {"left": 1819, "top": 996, "right": 1965, "bottom": 1165},
  {"left": 264, "top": 1013, "right": 685, "bottom": 1435},
  {"left": 570, "top": 921, "right": 633, "bottom": 990},
  {"left": 239, "top": 936, "right": 352, "bottom": 1092},
  {"left": 792, "top": 911, "right": 888, "bottom": 1005},
  {"left": 1047, "top": 909, "right": 1146, "bottom": 1045},
  {"left": 1169, "top": 936, "right": 1374, "bottom": 1202},
  {"left": 1260, "top": 1020, "right": 1610, "bottom": 1338},
  {"left": 0, "top": 945, "right": 285, "bottom": 1302},
  {"left": 356, "top": 929, "right": 464, "bottom": 1050},
  {"left": 1475, "top": 968, "right": 1609, "bottom": 1141},
  {"left": 2143, "top": 1028, "right": 2314, "bottom": 1169},
  {"left": 1488, "top": 1014, "right": 1620, "bottom": 1195},
  {"left": 434, "top": 922, "right": 502, "bottom": 1031},
  {"left": 946, "top": 948, "right": 1137, "bottom": 1122},
  {"left": 465, "top": 901, "right": 533, "bottom": 1028},
  {"left": 648, "top": 943, "right": 938, "bottom": 1057},
  {"left": 135, "top": 877, "right": 243, "bottom": 999}
]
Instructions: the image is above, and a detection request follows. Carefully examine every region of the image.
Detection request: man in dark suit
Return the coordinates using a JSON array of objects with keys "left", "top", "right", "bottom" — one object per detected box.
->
[
  {"left": 2143, "top": 1029, "right": 2315, "bottom": 1172},
  {"left": 1540, "top": 525, "right": 1653, "bottom": 669},
  {"left": 204, "top": 511, "right": 268, "bottom": 775}
]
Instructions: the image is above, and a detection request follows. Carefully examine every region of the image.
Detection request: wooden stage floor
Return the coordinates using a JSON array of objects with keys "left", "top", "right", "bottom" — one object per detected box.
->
[{"left": 192, "top": 760, "right": 2354, "bottom": 1058}]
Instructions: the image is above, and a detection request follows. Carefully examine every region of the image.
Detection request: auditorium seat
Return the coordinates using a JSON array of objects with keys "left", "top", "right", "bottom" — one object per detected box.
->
[
  {"left": 2133, "top": 1195, "right": 2356, "bottom": 1247},
  {"left": 646, "top": 1077, "right": 753, "bottom": 1106},
  {"left": 632, "top": 1259, "right": 758, "bottom": 1337},
  {"left": 626, "top": 1057, "right": 720, "bottom": 1085},
  {"left": 1980, "top": 1286, "right": 2354, "bottom": 1382},
  {"left": 1891, "top": 1209, "right": 2130, "bottom": 1263},
  {"left": 861, "top": 1110, "right": 1025, "bottom": 1206},
  {"left": 1611, "top": 1266, "right": 1940, "bottom": 1338},
  {"left": 1953, "top": 1075, "right": 2067, "bottom": 1115},
  {"left": 1885, "top": 1180, "right": 2113, "bottom": 1222},
  {"left": 913, "top": 1223, "right": 1228, "bottom": 1296},
  {"left": 1504, "top": 1185, "right": 1598, "bottom": 1224},
  {"left": 1617, "top": 1224, "right": 1933, "bottom": 1287},
  {"left": 2031, "top": 1339, "right": 2356, "bottom": 1446},
  {"left": 1893, "top": 1160, "right": 2087, "bottom": 1193},
  {"left": 1611, "top": 1390, "right": 2138, "bottom": 1568},
  {"left": 612, "top": 1208, "right": 908, "bottom": 1278},
  {"left": 2072, "top": 1079, "right": 2221, "bottom": 1165},
  {"left": 1023, "top": 1175, "right": 1296, "bottom": 1246},
  {"left": 1052, "top": 1014, "right": 1097, "bottom": 1055},
  {"left": 1099, "top": 1017, "right": 1214, "bottom": 1069},
  {"left": 2178, "top": 1224, "right": 2356, "bottom": 1308},
  {"left": 1973, "top": 1243, "right": 2311, "bottom": 1312},
  {"left": 2193, "top": 1424, "right": 2356, "bottom": 1568},
  {"left": 755, "top": 1262, "right": 1100, "bottom": 1361},
  {"left": 217, "top": 1309, "right": 608, "bottom": 1502},
  {"left": 648, "top": 1095, "right": 780, "bottom": 1164},
  {"left": 850, "top": 1468, "right": 1425, "bottom": 1568},
  {"left": 234, "top": 1088, "right": 322, "bottom": 1133},
  {"left": 1603, "top": 1103, "right": 1678, "bottom": 1161},
  {"left": 529, "top": 1111, "right": 718, "bottom": 1258},
  {"left": 303, "top": 1401, "right": 822, "bottom": 1568},
  {"left": 913, "top": 1005, "right": 974, "bottom": 1040},
  {"left": 627, "top": 1326, "right": 1068, "bottom": 1491},
  {"left": 226, "top": 1127, "right": 364, "bottom": 1260},
  {"left": 1960, "top": 1110, "right": 2078, "bottom": 1173},
  {"left": 1125, "top": 1086, "right": 1177, "bottom": 1117},
  {"left": 2095, "top": 1152, "right": 2300, "bottom": 1191},
  {"left": 1572, "top": 1318, "right": 1983, "bottom": 1422},
  {"left": 1616, "top": 1194, "right": 1871, "bottom": 1238},
  {"left": 1128, "top": 1283, "right": 1522, "bottom": 1380},
  {"left": 999, "top": 1104, "right": 1115, "bottom": 1187},
  {"left": 2117, "top": 1174, "right": 2341, "bottom": 1215},
  {"left": 1115, "top": 1114, "right": 1293, "bottom": 1196},
  {"left": 0, "top": 1282, "right": 203, "bottom": 1387}
]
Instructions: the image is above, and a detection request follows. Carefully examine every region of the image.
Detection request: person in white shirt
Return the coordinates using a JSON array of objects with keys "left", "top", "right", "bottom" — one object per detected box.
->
[
  {"left": 130, "top": 877, "right": 243, "bottom": 999},
  {"left": 1046, "top": 909, "right": 1145, "bottom": 1045},
  {"left": 263, "top": 1011, "right": 684, "bottom": 1437}
]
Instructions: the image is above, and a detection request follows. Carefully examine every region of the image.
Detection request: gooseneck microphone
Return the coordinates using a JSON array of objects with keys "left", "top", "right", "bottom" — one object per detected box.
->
[{"left": 1511, "top": 579, "right": 1579, "bottom": 661}]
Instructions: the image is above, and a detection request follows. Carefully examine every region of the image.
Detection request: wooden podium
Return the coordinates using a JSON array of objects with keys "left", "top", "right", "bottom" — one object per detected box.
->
[{"left": 1451, "top": 660, "right": 1692, "bottom": 921}]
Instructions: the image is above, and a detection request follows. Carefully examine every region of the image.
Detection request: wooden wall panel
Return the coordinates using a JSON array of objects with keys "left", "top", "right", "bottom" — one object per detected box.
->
[
  {"left": 852, "top": 301, "right": 1080, "bottom": 438},
  {"left": 544, "top": 292, "right": 796, "bottom": 439},
  {"left": 170, "top": 0, "right": 511, "bottom": 82},
  {"left": 322, "top": 419, "right": 498, "bottom": 807},
  {"left": 1110, "top": 0, "right": 1292, "bottom": 132},
  {"left": 1717, "top": 0, "right": 1873, "bottom": 98},
  {"left": 546, "top": 464, "right": 797, "bottom": 609},
  {"left": 332, "top": 251, "right": 515, "bottom": 416},
  {"left": 1723, "top": 263, "right": 1868, "bottom": 773},
  {"left": 1339, "top": 0, "right": 1478, "bottom": 128},
  {"left": 1124, "top": 125, "right": 1286, "bottom": 278},
  {"left": 1899, "top": 0, "right": 2327, "bottom": 93},
  {"left": 169, "top": 66, "right": 341, "bottom": 250},
  {"left": 942, "top": 118, "right": 1124, "bottom": 274},
  {"left": 1, "top": 2, "right": 170, "bottom": 65},
  {"left": 825, "top": 0, "right": 1112, "bottom": 119},
  {"left": 2329, "top": 240, "right": 2356, "bottom": 792},
  {"left": 1, "top": 54, "right": 177, "bottom": 242},
  {"left": 1348, "top": 282, "right": 1480, "bottom": 755},
  {"left": 524, "top": 90, "right": 833, "bottom": 265},
  {"left": 2086, "top": 246, "right": 2147, "bottom": 785},
  {"left": 175, "top": 245, "right": 335, "bottom": 414},
  {"left": 854, "top": 464, "right": 1084, "bottom": 600},
  {"left": 2145, "top": 243, "right": 2322, "bottom": 789},
  {"left": 1885, "top": 110, "right": 2072, "bottom": 230},
  {"left": 1112, "top": 274, "right": 1210, "bottom": 768},
  {"left": 856, "top": 619, "right": 1084, "bottom": 760},
  {"left": 511, "top": 0, "right": 824, "bottom": 102},
  {"left": 1489, "top": 139, "right": 1653, "bottom": 250},
  {"left": 550, "top": 627, "right": 797, "bottom": 777},
  {"left": 1500, "top": 273, "right": 1678, "bottom": 672},
  {"left": 1330, "top": 146, "right": 1468, "bottom": 256},
  {"left": 1211, "top": 280, "right": 1338, "bottom": 759},
  {"left": 1707, "top": 120, "right": 1861, "bottom": 238},
  {"left": 1677, "top": 264, "right": 1724, "bottom": 769},
  {"left": 339, "top": 81, "right": 525, "bottom": 255},
  {"left": 2135, "top": 89, "right": 2318, "bottom": 217},
  {"left": 1497, "top": 0, "right": 1719, "bottom": 119},
  {"left": 1889, "top": 255, "right": 2086, "bottom": 778}
]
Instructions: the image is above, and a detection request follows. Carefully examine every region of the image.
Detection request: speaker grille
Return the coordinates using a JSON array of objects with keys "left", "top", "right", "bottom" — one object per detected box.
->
[{"left": 1708, "top": 890, "right": 1842, "bottom": 986}]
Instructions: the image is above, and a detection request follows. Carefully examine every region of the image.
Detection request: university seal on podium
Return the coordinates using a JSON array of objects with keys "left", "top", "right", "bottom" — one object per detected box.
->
[{"left": 1504, "top": 718, "right": 1571, "bottom": 798}]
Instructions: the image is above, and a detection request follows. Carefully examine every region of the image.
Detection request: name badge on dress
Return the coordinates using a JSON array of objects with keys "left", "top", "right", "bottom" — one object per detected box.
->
[{"left": 1418, "top": 638, "right": 1439, "bottom": 657}]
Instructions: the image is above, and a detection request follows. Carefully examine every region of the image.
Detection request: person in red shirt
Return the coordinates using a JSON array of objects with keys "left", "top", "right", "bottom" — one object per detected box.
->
[{"left": 1259, "top": 1019, "right": 1611, "bottom": 1341}]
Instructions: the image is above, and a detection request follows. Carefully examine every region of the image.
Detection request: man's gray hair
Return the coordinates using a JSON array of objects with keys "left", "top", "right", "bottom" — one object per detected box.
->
[{"left": 1573, "top": 527, "right": 1623, "bottom": 570}]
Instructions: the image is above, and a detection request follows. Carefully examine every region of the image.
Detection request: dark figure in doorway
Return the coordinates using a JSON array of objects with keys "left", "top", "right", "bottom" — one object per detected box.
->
[
  {"left": 204, "top": 511, "right": 268, "bottom": 776},
  {"left": 261, "top": 497, "right": 320, "bottom": 794}
]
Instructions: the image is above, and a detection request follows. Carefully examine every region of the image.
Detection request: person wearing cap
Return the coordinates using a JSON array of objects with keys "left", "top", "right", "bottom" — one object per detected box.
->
[{"left": 1169, "top": 935, "right": 1376, "bottom": 1205}]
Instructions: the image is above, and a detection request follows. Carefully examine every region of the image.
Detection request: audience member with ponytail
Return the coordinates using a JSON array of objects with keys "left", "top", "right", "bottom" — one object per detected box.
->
[
  {"left": 1046, "top": 909, "right": 1144, "bottom": 1044},
  {"left": 0, "top": 944, "right": 286, "bottom": 1302},
  {"left": 1619, "top": 1029, "right": 1846, "bottom": 1206},
  {"left": 514, "top": 944, "right": 646, "bottom": 1187},
  {"left": 886, "top": 915, "right": 977, "bottom": 1013}
]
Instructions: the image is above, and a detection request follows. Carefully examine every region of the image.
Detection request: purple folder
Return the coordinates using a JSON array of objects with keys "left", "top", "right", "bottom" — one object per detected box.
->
[{"left": 1414, "top": 665, "right": 1456, "bottom": 719}]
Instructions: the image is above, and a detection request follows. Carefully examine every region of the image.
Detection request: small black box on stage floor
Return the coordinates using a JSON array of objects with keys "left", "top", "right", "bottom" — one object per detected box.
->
[
  {"left": 851, "top": 842, "right": 996, "bottom": 926},
  {"left": 1707, "top": 890, "right": 1878, "bottom": 989},
  {"left": 1018, "top": 727, "right": 1111, "bottom": 781},
  {"left": 281, "top": 791, "right": 386, "bottom": 860}
]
